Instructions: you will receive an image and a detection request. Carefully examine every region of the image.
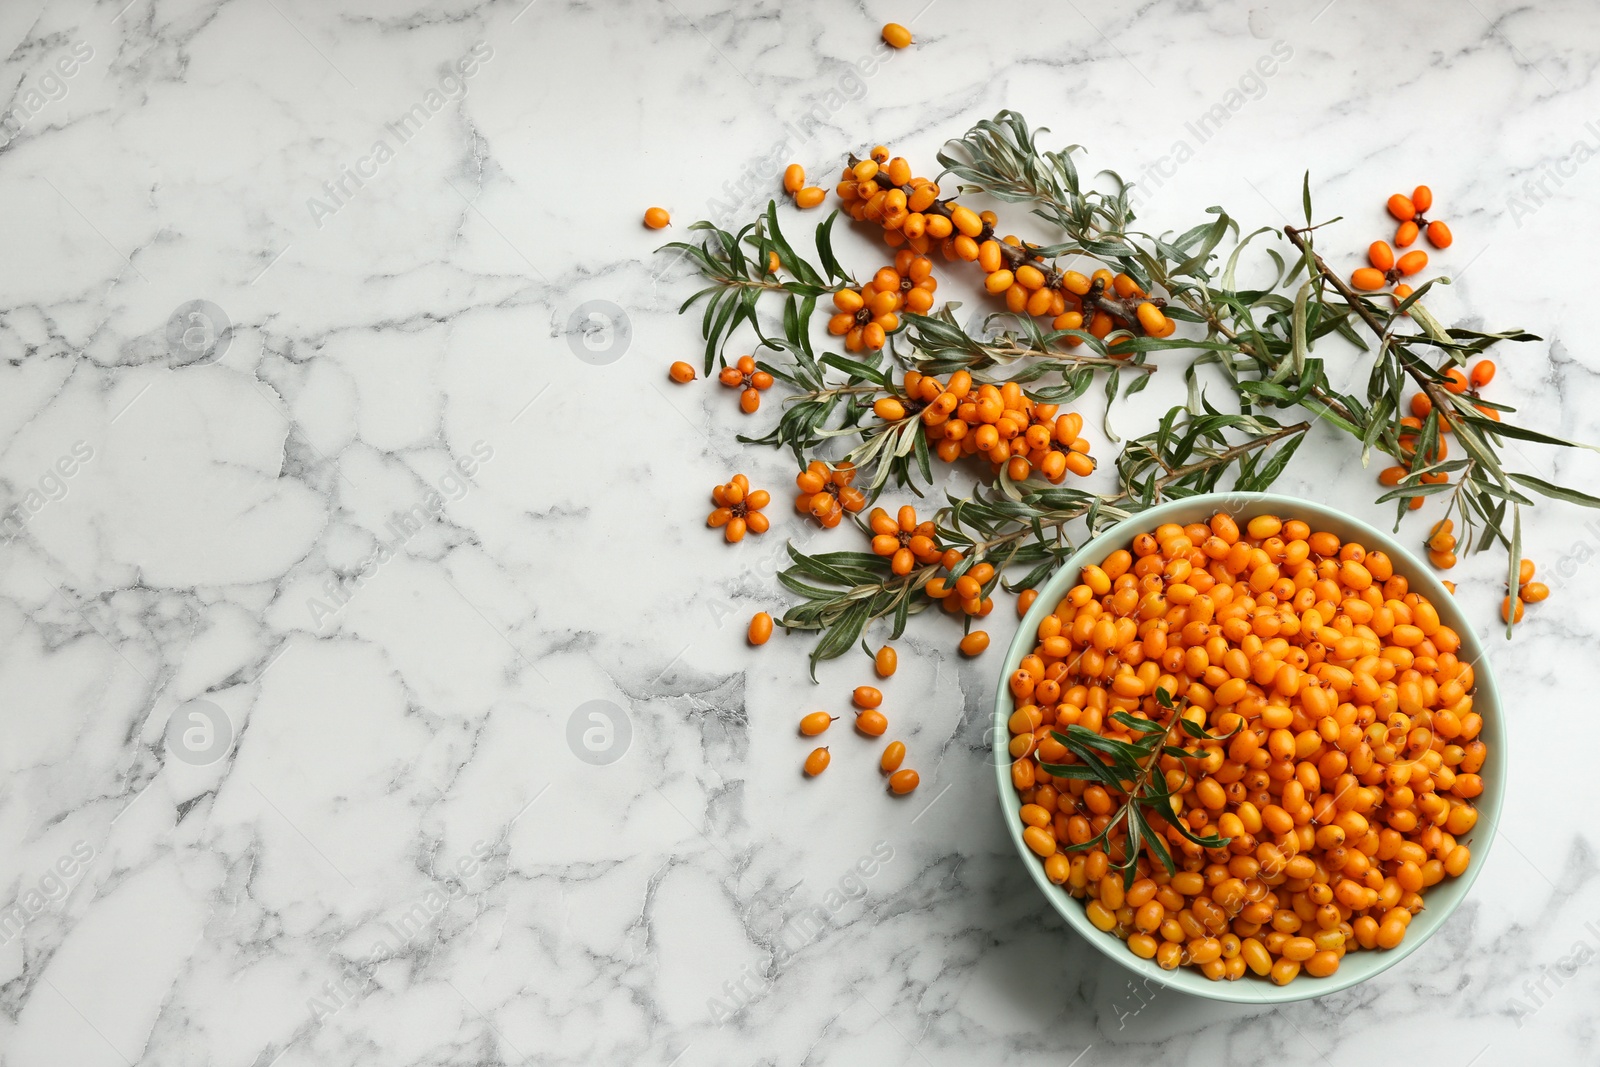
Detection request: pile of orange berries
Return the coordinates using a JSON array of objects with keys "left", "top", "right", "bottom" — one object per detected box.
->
[
  {"left": 718, "top": 354, "right": 773, "bottom": 413},
  {"left": 878, "top": 368, "right": 1096, "bottom": 483},
  {"left": 1350, "top": 185, "right": 1453, "bottom": 307},
  {"left": 782, "top": 164, "right": 826, "bottom": 210},
  {"left": 826, "top": 250, "right": 936, "bottom": 351},
  {"left": 706, "top": 475, "right": 770, "bottom": 543},
  {"left": 869, "top": 504, "right": 943, "bottom": 575},
  {"left": 794, "top": 459, "right": 867, "bottom": 528},
  {"left": 1388, "top": 186, "right": 1452, "bottom": 251},
  {"left": 1007, "top": 511, "right": 1485, "bottom": 984},
  {"left": 926, "top": 557, "right": 997, "bottom": 620},
  {"left": 794, "top": 656, "right": 921, "bottom": 793},
  {"left": 832, "top": 147, "right": 1174, "bottom": 343},
  {"left": 1424, "top": 518, "right": 1460, "bottom": 572},
  {"left": 1503, "top": 557, "right": 1549, "bottom": 624}
]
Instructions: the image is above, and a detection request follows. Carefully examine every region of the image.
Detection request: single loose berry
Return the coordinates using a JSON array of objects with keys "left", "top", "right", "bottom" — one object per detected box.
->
[
  {"left": 669, "top": 361, "right": 695, "bottom": 384},
  {"left": 644, "top": 207, "right": 670, "bottom": 229},
  {"left": 888, "top": 768, "right": 920, "bottom": 794},
  {"left": 799, "top": 711, "right": 835, "bottom": 736},
  {"left": 874, "top": 645, "right": 898, "bottom": 678},
  {"left": 882, "top": 23, "right": 912, "bottom": 48}
]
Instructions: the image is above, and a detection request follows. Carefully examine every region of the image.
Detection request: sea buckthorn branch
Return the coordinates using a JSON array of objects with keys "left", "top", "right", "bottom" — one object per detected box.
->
[
  {"left": 939, "top": 110, "right": 1600, "bottom": 634},
  {"left": 1283, "top": 224, "right": 1600, "bottom": 633},
  {"left": 668, "top": 194, "right": 1166, "bottom": 495},
  {"left": 903, "top": 305, "right": 1156, "bottom": 388},
  {"left": 837, "top": 139, "right": 1187, "bottom": 384},
  {"left": 1041, "top": 688, "right": 1234, "bottom": 887},
  {"left": 778, "top": 413, "right": 1308, "bottom": 670},
  {"left": 664, "top": 205, "right": 845, "bottom": 374}
]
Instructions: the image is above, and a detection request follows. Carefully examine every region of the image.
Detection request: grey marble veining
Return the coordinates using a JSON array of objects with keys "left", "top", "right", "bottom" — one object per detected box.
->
[{"left": 2, "top": 0, "right": 1599, "bottom": 1064}]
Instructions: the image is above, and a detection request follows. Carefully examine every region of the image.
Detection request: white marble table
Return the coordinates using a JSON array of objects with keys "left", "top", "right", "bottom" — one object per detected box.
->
[{"left": 3, "top": 1, "right": 1599, "bottom": 1064}]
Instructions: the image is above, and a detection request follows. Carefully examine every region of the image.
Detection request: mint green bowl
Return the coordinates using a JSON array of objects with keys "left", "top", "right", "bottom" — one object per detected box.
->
[{"left": 992, "top": 491, "right": 1503, "bottom": 1003}]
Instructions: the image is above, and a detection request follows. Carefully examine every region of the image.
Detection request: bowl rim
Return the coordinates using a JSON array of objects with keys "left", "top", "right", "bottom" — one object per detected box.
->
[{"left": 991, "top": 490, "right": 1504, "bottom": 1004}]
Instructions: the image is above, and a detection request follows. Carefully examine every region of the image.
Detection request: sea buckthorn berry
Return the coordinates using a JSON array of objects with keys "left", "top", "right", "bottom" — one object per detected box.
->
[
  {"left": 1470, "top": 360, "right": 1495, "bottom": 388},
  {"left": 799, "top": 711, "right": 834, "bottom": 736},
  {"left": 644, "top": 207, "right": 670, "bottom": 229},
  {"left": 889, "top": 768, "right": 920, "bottom": 794},
  {"left": 1387, "top": 194, "right": 1416, "bottom": 222},
  {"left": 719, "top": 355, "right": 773, "bottom": 413},
  {"left": 882, "top": 22, "right": 912, "bottom": 48},
  {"left": 950, "top": 206, "right": 984, "bottom": 238},
  {"left": 1396, "top": 250, "right": 1428, "bottom": 277},
  {"left": 874, "top": 397, "right": 907, "bottom": 421},
  {"left": 856, "top": 709, "right": 888, "bottom": 736},
  {"left": 749, "top": 612, "right": 773, "bottom": 645},
  {"left": 1519, "top": 558, "right": 1535, "bottom": 584},
  {"left": 1136, "top": 302, "right": 1168, "bottom": 335},
  {"left": 1351, "top": 268, "right": 1387, "bottom": 291},
  {"left": 1521, "top": 581, "right": 1549, "bottom": 603},
  {"left": 1368, "top": 242, "right": 1395, "bottom": 272},
  {"left": 875, "top": 645, "right": 898, "bottom": 677},
  {"left": 804, "top": 747, "right": 830, "bottom": 776},
  {"left": 669, "top": 361, "right": 696, "bottom": 384},
  {"left": 853, "top": 686, "right": 883, "bottom": 709},
  {"left": 708, "top": 476, "right": 769, "bottom": 542},
  {"left": 1411, "top": 185, "right": 1433, "bottom": 213},
  {"left": 1426, "top": 221, "right": 1453, "bottom": 249},
  {"left": 1502, "top": 596, "right": 1524, "bottom": 623},
  {"left": 1394, "top": 220, "right": 1419, "bottom": 248},
  {"left": 795, "top": 187, "right": 826, "bottom": 209},
  {"left": 1443, "top": 368, "right": 1470, "bottom": 394},
  {"left": 959, "top": 631, "right": 990, "bottom": 656},
  {"left": 783, "top": 164, "right": 805, "bottom": 194},
  {"left": 881, "top": 740, "right": 906, "bottom": 773}
]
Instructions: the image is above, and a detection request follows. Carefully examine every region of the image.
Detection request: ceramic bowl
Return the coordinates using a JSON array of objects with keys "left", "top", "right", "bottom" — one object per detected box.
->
[{"left": 992, "top": 491, "right": 1503, "bottom": 1003}]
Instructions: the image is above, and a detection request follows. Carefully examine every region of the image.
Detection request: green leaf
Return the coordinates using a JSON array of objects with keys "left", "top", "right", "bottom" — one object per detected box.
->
[{"left": 1508, "top": 472, "right": 1600, "bottom": 509}]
